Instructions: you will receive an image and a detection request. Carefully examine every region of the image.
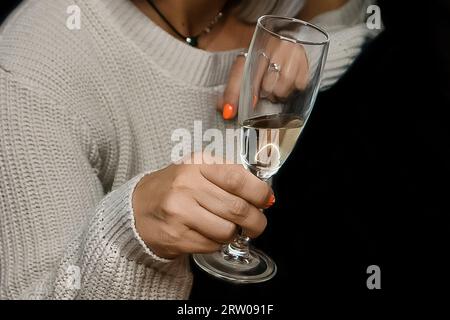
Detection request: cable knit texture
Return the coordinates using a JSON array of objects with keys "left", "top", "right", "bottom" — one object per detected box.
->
[{"left": 0, "top": 0, "right": 378, "bottom": 299}]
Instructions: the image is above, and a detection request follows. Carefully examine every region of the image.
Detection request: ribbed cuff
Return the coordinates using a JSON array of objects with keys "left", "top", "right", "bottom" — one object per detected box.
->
[{"left": 97, "top": 171, "right": 175, "bottom": 269}]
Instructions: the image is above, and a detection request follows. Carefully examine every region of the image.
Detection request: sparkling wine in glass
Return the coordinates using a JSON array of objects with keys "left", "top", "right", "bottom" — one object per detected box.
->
[
  {"left": 241, "top": 114, "right": 305, "bottom": 180},
  {"left": 194, "top": 15, "right": 329, "bottom": 283}
]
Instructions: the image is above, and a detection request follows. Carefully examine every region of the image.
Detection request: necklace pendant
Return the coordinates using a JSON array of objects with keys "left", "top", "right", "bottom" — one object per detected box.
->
[{"left": 186, "top": 37, "right": 198, "bottom": 47}]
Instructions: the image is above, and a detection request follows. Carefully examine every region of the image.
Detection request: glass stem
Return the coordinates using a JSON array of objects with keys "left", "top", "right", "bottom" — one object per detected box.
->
[
  {"left": 223, "top": 228, "right": 252, "bottom": 263},
  {"left": 222, "top": 177, "right": 269, "bottom": 264}
]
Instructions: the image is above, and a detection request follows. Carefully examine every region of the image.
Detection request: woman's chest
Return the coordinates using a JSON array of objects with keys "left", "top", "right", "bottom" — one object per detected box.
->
[{"left": 113, "top": 73, "right": 234, "bottom": 172}]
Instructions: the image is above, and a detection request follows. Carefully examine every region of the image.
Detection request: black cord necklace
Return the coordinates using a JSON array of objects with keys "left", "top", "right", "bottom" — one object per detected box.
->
[{"left": 146, "top": 0, "right": 225, "bottom": 47}]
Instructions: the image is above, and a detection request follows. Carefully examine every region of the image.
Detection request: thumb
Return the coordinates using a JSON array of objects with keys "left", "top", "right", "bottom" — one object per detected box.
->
[{"left": 218, "top": 54, "right": 246, "bottom": 120}]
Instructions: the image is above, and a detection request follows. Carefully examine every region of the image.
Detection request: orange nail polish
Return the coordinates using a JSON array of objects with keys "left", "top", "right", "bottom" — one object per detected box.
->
[
  {"left": 222, "top": 103, "right": 234, "bottom": 120},
  {"left": 265, "top": 194, "right": 276, "bottom": 208},
  {"left": 252, "top": 95, "right": 258, "bottom": 108}
]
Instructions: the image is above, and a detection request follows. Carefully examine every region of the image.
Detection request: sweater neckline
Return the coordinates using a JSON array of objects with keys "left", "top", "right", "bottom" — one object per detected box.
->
[{"left": 97, "top": 0, "right": 242, "bottom": 88}]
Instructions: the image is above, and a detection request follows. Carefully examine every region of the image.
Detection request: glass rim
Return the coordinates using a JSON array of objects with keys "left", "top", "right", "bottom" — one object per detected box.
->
[{"left": 257, "top": 15, "right": 330, "bottom": 46}]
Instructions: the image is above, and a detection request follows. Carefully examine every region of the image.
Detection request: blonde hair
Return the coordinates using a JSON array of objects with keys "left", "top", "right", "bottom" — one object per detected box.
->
[{"left": 237, "top": 0, "right": 305, "bottom": 23}]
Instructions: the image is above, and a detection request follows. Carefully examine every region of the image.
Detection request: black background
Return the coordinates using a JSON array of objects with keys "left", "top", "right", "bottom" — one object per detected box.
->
[
  {"left": 0, "top": 0, "right": 21, "bottom": 24},
  {"left": 1, "top": 0, "right": 449, "bottom": 304},
  {"left": 191, "top": 0, "right": 450, "bottom": 301}
]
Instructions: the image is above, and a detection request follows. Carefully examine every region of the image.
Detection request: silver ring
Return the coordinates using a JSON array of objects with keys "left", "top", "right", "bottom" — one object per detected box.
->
[
  {"left": 258, "top": 51, "right": 270, "bottom": 62},
  {"left": 268, "top": 63, "right": 281, "bottom": 73},
  {"left": 261, "top": 62, "right": 281, "bottom": 98},
  {"left": 237, "top": 51, "right": 248, "bottom": 59}
]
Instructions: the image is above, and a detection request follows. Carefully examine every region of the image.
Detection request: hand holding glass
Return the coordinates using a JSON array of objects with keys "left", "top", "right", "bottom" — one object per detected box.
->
[{"left": 194, "top": 15, "right": 329, "bottom": 283}]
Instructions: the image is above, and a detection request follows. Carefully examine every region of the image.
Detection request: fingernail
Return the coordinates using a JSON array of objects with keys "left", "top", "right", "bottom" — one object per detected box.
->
[
  {"left": 265, "top": 194, "right": 276, "bottom": 208},
  {"left": 222, "top": 103, "right": 235, "bottom": 120},
  {"left": 252, "top": 95, "right": 258, "bottom": 108}
]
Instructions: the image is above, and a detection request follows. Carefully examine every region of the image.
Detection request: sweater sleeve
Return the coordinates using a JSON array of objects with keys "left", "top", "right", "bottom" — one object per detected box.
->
[
  {"left": 0, "top": 69, "right": 192, "bottom": 300},
  {"left": 312, "top": 0, "right": 383, "bottom": 90},
  {"left": 320, "top": 24, "right": 380, "bottom": 90}
]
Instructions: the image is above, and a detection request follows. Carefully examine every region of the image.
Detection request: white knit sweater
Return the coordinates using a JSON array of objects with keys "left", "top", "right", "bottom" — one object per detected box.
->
[{"left": 0, "top": 0, "right": 378, "bottom": 299}]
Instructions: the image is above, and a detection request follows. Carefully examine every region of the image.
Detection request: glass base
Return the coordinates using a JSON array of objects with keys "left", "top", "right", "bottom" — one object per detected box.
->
[{"left": 193, "top": 247, "right": 277, "bottom": 284}]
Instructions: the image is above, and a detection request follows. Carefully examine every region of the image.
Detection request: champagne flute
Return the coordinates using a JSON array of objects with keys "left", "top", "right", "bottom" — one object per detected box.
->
[{"left": 193, "top": 15, "right": 329, "bottom": 284}]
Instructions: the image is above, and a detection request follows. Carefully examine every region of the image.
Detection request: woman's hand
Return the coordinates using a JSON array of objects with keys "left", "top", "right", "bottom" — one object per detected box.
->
[
  {"left": 218, "top": 38, "right": 309, "bottom": 120},
  {"left": 132, "top": 156, "right": 274, "bottom": 259}
]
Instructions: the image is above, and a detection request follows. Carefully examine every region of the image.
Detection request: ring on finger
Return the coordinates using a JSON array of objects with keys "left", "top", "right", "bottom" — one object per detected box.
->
[
  {"left": 268, "top": 62, "right": 281, "bottom": 74},
  {"left": 258, "top": 51, "right": 270, "bottom": 63},
  {"left": 265, "top": 62, "right": 282, "bottom": 96},
  {"left": 237, "top": 51, "right": 248, "bottom": 59}
]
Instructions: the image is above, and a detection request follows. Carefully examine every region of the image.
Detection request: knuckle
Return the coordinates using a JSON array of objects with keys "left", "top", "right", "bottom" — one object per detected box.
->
[
  {"left": 160, "top": 191, "right": 183, "bottom": 217},
  {"left": 172, "top": 171, "right": 190, "bottom": 189},
  {"left": 229, "top": 198, "right": 250, "bottom": 219},
  {"left": 225, "top": 169, "right": 246, "bottom": 193}
]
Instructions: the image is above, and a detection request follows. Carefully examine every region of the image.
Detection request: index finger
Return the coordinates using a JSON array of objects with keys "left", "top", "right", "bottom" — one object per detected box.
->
[
  {"left": 199, "top": 164, "right": 274, "bottom": 209},
  {"left": 219, "top": 54, "right": 246, "bottom": 120}
]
